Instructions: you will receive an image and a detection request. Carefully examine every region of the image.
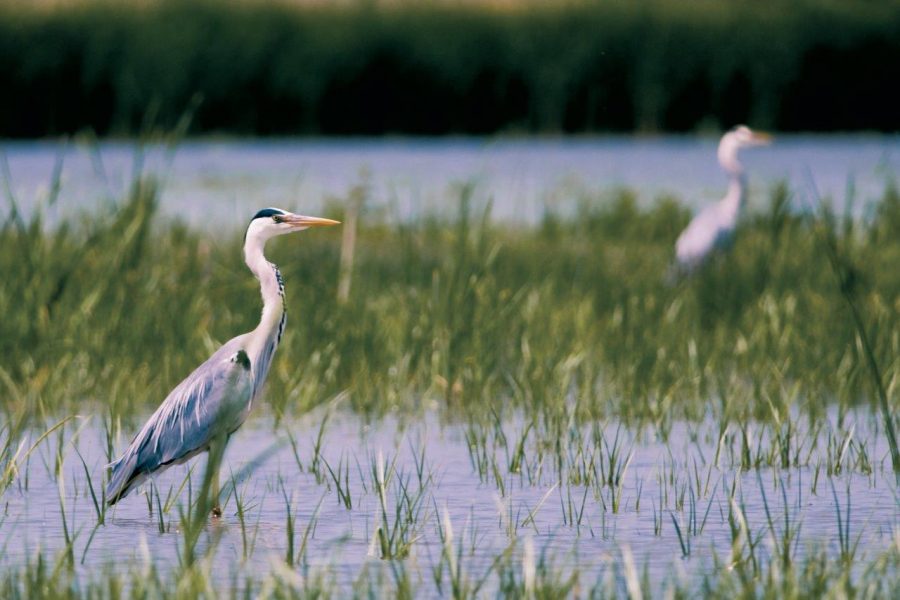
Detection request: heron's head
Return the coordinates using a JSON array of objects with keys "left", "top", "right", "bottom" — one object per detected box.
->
[
  {"left": 718, "top": 125, "right": 772, "bottom": 172},
  {"left": 729, "top": 125, "right": 772, "bottom": 148},
  {"left": 244, "top": 207, "right": 340, "bottom": 247}
]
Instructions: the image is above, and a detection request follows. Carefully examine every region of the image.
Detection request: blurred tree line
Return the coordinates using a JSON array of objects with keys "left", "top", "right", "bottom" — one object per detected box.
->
[{"left": 0, "top": 0, "right": 898, "bottom": 137}]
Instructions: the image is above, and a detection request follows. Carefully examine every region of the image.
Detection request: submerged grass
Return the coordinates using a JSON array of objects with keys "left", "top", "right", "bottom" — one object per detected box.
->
[
  {"left": 0, "top": 399, "right": 897, "bottom": 597},
  {"left": 0, "top": 509, "right": 896, "bottom": 599}
]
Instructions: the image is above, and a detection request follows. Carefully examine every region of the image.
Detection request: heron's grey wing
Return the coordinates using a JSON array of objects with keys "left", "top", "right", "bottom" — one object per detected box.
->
[
  {"left": 709, "top": 224, "right": 736, "bottom": 253},
  {"left": 675, "top": 205, "right": 729, "bottom": 268},
  {"left": 106, "top": 346, "right": 253, "bottom": 504}
]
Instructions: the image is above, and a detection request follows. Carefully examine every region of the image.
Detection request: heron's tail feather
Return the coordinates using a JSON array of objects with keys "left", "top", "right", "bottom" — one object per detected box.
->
[
  {"left": 105, "top": 454, "right": 124, "bottom": 470},
  {"left": 106, "top": 454, "right": 140, "bottom": 505}
]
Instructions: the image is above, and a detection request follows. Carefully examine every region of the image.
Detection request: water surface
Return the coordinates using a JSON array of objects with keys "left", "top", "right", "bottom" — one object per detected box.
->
[
  {"left": 2, "top": 409, "right": 896, "bottom": 594},
  {"left": 3, "top": 136, "right": 898, "bottom": 227}
]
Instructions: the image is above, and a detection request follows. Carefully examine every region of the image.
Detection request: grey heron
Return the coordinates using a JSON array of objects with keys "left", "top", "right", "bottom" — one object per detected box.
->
[
  {"left": 674, "top": 125, "right": 771, "bottom": 272},
  {"left": 106, "top": 208, "right": 339, "bottom": 513}
]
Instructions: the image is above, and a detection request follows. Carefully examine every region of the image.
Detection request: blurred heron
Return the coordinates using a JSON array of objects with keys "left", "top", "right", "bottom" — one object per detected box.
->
[
  {"left": 106, "top": 208, "right": 339, "bottom": 513},
  {"left": 674, "top": 125, "right": 771, "bottom": 272}
]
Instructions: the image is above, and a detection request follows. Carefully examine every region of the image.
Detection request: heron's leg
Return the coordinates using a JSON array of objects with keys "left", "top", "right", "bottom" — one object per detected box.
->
[
  {"left": 206, "top": 436, "right": 227, "bottom": 518},
  {"left": 211, "top": 468, "right": 222, "bottom": 518}
]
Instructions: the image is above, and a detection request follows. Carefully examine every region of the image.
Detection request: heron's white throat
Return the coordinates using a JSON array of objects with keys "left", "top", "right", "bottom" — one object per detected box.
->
[{"left": 242, "top": 230, "right": 287, "bottom": 394}]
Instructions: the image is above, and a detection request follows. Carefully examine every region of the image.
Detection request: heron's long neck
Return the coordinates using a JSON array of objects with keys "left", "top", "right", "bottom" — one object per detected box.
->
[
  {"left": 720, "top": 172, "right": 746, "bottom": 219},
  {"left": 719, "top": 149, "right": 746, "bottom": 219},
  {"left": 243, "top": 238, "right": 286, "bottom": 393}
]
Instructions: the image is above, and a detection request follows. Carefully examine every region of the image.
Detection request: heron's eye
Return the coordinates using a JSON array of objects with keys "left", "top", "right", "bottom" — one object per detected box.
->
[{"left": 272, "top": 215, "right": 284, "bottom": 224}]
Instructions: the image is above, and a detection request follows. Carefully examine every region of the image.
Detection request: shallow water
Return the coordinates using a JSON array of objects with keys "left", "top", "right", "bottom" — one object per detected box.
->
[
  {"left": 2, "top": 408, "right": 897, "bottom": 593},
  {"left": 3, "top": 136, "right": 898, "bottom": 227}
]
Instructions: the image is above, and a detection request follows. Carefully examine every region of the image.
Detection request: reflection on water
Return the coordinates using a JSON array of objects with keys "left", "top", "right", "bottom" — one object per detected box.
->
[
  {"left": 2, "top": 136, "right": 898, "bottom": 227},
  {"left": 1, "top": 409, "right": 897, "bottom": 593}
]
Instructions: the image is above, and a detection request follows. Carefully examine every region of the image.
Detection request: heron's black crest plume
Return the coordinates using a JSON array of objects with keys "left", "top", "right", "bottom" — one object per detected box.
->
[
  {"left": 251, "top": 208, "right": 286, "bottom": 221},
  {"left": 245, "top": 207, "right": 288, "bottom": 243}
]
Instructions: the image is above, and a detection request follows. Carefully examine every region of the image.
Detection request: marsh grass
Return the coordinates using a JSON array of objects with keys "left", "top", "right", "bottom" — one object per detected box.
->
[
  {"left": 3, "top": 166, "right": 900, "bottom": 435},
  {"left": 806, "top": 182, "right": 900, "bottom": 474}
]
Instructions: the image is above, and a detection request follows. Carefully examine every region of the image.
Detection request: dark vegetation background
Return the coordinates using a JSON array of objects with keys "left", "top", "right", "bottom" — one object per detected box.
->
[{"left": 1, "top": 0, "right": 899, "bottom": 138}]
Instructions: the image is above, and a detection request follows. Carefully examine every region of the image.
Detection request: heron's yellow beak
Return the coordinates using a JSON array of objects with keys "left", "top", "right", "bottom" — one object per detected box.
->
[
  {"left": 282, "top": 214, "right": 341, "bottom": 228},
  {"left": 751, "top": 131, "right": 773, "bottom": 145}
]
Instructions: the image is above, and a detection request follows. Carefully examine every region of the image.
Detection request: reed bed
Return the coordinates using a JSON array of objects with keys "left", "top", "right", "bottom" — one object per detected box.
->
[{"left": 2, "top": 175, "right": 899, "bottom": 426}]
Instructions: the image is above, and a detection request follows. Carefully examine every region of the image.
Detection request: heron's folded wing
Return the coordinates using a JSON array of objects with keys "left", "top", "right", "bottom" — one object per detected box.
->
[
  {"left": 675, "top": 205, "right": 727, "bottom": 267},
  {"left": 106, "top": 349, "right": 252, "bottom": 502}
]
